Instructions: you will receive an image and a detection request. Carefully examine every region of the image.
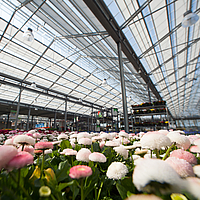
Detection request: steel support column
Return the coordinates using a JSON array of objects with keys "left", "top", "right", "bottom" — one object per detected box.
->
[
  {"left": 26, "top": 107, "right": 31, "bottom": 130},
  {"left": 31, "top": 115, "right": 33, "bottom": 129},
  {"left": 118, "top": 42, "right": 129, "bottom": 133},
  {"left": 88, "top": 116, "right": 89, "bottom": 132},
  {"left": 6, "top": 112, "right": 10, "bottom": 129},
  {"left": 15, "top": 87, "right": 22, "bottom": 129},
  {"left": 64, "top": 99, "right": 67, "bottom": 131},
  {"left": 91, "top": 105, "right": 93, "bottom": 132},
  {"left": 54, "top": 112, "right": 57, "bottom": 129}
]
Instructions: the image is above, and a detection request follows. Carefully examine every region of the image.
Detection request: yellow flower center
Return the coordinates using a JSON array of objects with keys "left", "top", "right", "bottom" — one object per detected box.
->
[{"left": 77, "top": 168, "right": 86, "bottom": 171}]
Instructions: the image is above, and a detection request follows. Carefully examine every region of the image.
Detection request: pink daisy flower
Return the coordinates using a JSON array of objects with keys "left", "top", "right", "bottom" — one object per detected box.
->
[
  {"left": 76, "top": 148, "right": 91, "bottom": 162},
  {"left": 33, "top": 133, "right": 42, "bottom": 139},
  {"left": 26, "top": 133, "right": 33, "bottom": 137},
  {"left": 6, "top": 151, "right": 34, "bottom": 171},
  {"left": 69, "top": 165, "right": 92, "bottom": 179},
  {"left": 170, "top": 149, "right": 197, "bottom": 165},
  {"left": 0, "top": 145, "right": 18, "bottom": 170},
  {"left": 89, "top": 152, "right": 107, "bottom": 163},
  {"left": 194, "top": 138, "right": 200, "bottom": 147},
  {"left": 18, "top": 145, "right": 35, "bottom": 155},
  {"left": 165, "top": 157, "right": 195, "bottom": 178},
  {"left": 193, "top": 165, "right": 200, "bottom": 177},
  {"left": 4, "top": 139, "right": 14, "bottom": 145},
  {"left": 13, "top": 135, "right": 35, "bottom": 146},
  {"left": 105, "top": 141, "right": 120, "bottom": 147},
  {"left": 78, "top": 138, "right": 92, "bottom": 145},
  {"left": 167, "top": 132, "right": 190, "bottom": 150},
  {"left": 99, "top": 141, "right": 105, "bottom": 149},
  {"left": 190, "top": 145, "right": 200, "bottom": 153},
  {"left": 60, "top": 148, "right": 77, "bottom": 156},
  {"left": 35, "top": 142, "right": 53, "bottom": 150},
  {"left": 132, "top": 158, "right": 184, "bottom": 194},
  {"left": 141, "top": 132, "right": 171, "bottom": 150},
  {"left": 57, "top": 133, "right": 68, "bottom": 140}
]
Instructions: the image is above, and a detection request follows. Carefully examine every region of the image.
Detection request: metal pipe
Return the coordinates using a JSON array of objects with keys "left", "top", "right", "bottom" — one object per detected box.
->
[
  {"left": 64, "top": 99, "right": 67, "bottom": 131},
  {"left": 118, "top": 42, "right": 129, "bottom": 133},
  {"left": 27, "top": 107, "right": 31, "bottom": 130},
  {"left": 54, "top": 112, "right": 57, "bottom": 129},
  {"left": 6, "top": 112, "right": 10, "bottom": 129},
  {"left": 14, "top": 87, "right": 22, "bottom": 129}
]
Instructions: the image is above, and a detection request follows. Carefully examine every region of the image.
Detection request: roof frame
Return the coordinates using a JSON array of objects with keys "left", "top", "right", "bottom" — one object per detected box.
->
[{"left": 83, "top": 0, "right": 162, "bottom": 101}]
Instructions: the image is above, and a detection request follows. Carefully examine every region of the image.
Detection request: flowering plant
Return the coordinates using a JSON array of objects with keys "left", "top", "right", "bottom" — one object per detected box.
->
[{"left": 0, "top": 130, "right": 200, "bottom": 200}]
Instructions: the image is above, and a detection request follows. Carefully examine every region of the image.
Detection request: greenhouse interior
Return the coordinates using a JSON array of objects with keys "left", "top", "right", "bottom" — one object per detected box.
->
[{"left": 0, "top": 0, "right": 200, "bottom": 199}]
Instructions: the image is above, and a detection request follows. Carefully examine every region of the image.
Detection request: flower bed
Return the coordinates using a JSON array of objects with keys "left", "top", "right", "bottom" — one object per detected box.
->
[{"left": 0, "top": 129, "right": 200, "bottom": 199}]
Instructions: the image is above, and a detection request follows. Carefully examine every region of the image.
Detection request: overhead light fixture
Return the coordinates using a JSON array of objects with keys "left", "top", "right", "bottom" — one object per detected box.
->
[
  {"left": 101, "top": 78, "right": 107, "bottom": 86},
  {"left": 128, "top": 96, "right": 132, "bottom": 102},
  {"left": 31, "top": 82, "right": 36, "bottom": 89},
  {"left": 182, "top": 10, "right": 199, "bottom": 28},
  {"left": 23, "top": 28, "right": 34, "bottom": 42}
]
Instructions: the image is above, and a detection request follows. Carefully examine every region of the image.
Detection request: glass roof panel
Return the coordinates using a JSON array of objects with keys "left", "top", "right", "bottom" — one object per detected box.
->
[{"left": 0, "top": 0, "right": 199, "bottom": 124}]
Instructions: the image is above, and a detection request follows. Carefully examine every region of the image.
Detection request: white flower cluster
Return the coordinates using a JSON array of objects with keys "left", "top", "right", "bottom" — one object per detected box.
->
[{"left": 106, "top": 162, "right": 128, "bottom": 180}]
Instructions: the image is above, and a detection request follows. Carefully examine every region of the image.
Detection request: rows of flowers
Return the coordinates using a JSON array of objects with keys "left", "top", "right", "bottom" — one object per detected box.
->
[{"left": 0, "top": 128, "right": 200, "bottom": 200}]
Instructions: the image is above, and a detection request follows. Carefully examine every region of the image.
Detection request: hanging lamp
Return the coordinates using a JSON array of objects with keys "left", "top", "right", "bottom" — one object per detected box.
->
[
  {"left": 101, "top": 78, "right": 107, "bottom": 86},
  {"left": 23, "top": 28, "right": 34, "bottom": 42},
  {"left": 182, "top": 10, "right": 199, "bottom": 28}
]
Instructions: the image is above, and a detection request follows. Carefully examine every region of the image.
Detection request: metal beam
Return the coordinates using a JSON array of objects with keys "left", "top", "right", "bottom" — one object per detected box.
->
[
  {"left": 150, "top": 38, "right": 200, "bottom": 74},
  {"left": 120, "top": 0, "right": 153, "bottom": 30},
  {"left": 155, "top": 54, "right": 200, "bottom": 85},
  {"left": 118, "top": 42, "right": 129, "bottom": 132},
  {"left": 54, "top": 112, "right": 57, "bottom": 129},
  {"left": 139, "top": 7, "right": 200, "bottom": 59},
  {"left": 128, "top": 0, "right": 178, "bottom": 26},
  {"left": 58, "top": 31, "right": 108, "bottom": 39},
  {"left": 27, "top": 107, "right": 31, "bottom": 130},
  {"left": 81, "top": 55, "right": 129, "bottom": 61},
  {"left": 64, "top": 99, "right": 67, "bottom": 131},
  {"left": 22, "top": 38, "right": 55, "bottom": 81},
  {"left": 0, "top": 73, "right": 102, "bottom": 110},
  {"left": 15, "top": 87, "right": 22, "bottom": 129},
  {"left": 83, "top": 0, "right": 162, "bottom": 100}
]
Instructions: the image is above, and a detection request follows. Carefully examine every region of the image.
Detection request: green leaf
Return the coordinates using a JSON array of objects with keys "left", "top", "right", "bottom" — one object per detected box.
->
[
  {"left": 84, "top": 167, "right": 100, "bottom": 197},
  {"left": 74, "top": 144, "right": 81, "bottom": 152},
  {"left": 101, "top": 177, "right": 114, "bottom": 197},
  {"left": 20, "top": 167, "right": 29, "bottom": 178},
  {"left": 50, "top": 156, "right": 61, "bottom": 169},
  {"left": 116, "top": 182, "right": 127, "bottom": 200},
  {"left": 120, "top": 177, "right": 135, "bottom": 194},
  {"left": 92, "top": 142, "right": 101, "bottom": 152},
  {"left": 60, "top": 140, "right": 72, "bottom": 150},
  {"left": 69, "top": 182, "right": 79, "bottom": 200},
  {"left": 58, "top": 181, "right": 75, "bottom": 191},
  {"left": 56, "top": 160, "right": 70, "bottom": 182}
]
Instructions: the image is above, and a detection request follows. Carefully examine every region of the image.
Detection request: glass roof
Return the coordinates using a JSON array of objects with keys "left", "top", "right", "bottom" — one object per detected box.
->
[{"left": 0, "top": 0, "right": 199, "bottom": 121}]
